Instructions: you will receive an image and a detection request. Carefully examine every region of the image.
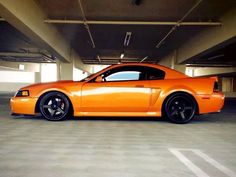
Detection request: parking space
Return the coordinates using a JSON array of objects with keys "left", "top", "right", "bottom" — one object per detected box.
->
[{"left": 0, "top": 93, "right": 235, "bottom": 177}]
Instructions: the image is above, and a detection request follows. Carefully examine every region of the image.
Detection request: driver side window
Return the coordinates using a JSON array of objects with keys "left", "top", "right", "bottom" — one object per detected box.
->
[
  {"left": 105, "top": 71, "right": 141, "bottom": 81},
  {"left": 93, "top": 65, "right": 165, "bottom": 82}
]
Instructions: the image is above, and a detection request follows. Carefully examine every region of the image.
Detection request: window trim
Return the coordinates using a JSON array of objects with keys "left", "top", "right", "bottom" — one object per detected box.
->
[
  {"left": 89, "top": 65, "right": 166, "bottom": 83},
  {"left": 105, "top": 70, "right": 141, "bottom": 82}
]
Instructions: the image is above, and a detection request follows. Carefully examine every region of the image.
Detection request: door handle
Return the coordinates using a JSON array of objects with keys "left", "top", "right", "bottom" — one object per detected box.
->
[{"left": 135, "top": 85, "right": 144, "bottom": 88}]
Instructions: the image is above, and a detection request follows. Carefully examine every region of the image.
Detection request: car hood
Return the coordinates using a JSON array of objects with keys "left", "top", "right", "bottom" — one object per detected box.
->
[
  {"left": 20, "top": 80, "right": 78, "bottom": 89},
  {"left": 22, "top": 80, "right": 76, "bottom": 88},
  {"left": 16, "top": 80, "right": 85, "bottom": 97}
]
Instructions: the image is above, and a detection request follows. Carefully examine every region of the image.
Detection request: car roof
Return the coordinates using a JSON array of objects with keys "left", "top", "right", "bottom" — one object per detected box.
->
[{"left": 107, "top": 63, "right": 188, "bottom": 79}]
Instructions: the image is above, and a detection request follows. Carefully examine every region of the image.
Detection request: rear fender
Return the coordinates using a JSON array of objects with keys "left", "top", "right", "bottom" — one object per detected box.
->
[{"left": 150, "top": 85, "right": 197, "bottom": 115}]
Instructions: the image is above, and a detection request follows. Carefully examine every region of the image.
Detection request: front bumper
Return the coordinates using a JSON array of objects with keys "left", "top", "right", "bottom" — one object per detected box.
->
[
  {"left": 196, "top": 92, "right": 225, "bottom": 114},
  {"left": 10, "top": 97, "right": 38, "bottom": 115}
]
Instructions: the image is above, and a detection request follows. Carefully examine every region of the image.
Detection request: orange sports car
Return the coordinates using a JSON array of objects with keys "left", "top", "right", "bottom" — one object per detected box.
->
[{"left": 10, "top": 63, "right": 224, "bottom": 123}]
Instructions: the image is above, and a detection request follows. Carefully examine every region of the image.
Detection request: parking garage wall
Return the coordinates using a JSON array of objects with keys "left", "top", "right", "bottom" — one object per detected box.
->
[{"left": 0, "top": 70, "right": 35, "bottom": 92}]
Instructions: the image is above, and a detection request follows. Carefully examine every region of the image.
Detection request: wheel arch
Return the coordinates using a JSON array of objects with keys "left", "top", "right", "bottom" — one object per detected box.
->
[
  {"left": 161, "top": 91, "right": 199, "bottom": 116},
  {"left": 35, "top": 90, "right": 74, "bottom": 116}
]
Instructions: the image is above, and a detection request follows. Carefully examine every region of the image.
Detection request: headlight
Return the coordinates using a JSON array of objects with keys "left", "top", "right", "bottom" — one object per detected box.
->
[{"left": 15, "top": 90, "right": 30, "bottom": 97}]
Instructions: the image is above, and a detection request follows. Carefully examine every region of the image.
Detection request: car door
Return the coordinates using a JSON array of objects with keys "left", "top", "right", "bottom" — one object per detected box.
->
[{"left": 80, "top": 66, "right": 152, "bottom": 112}]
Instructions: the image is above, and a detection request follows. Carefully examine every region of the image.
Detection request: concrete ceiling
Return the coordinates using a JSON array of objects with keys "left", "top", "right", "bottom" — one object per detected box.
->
[
  {"left": 0, "top": 21, "right": 56, "bottom": 63},
  {"left": 35, "top": 0, "right": 235, "bottom": 21},
  {"left": 0, "top": 0, "right": 235, "bottom": 65},
  {"left": 186, "top": 37, "right": 236, "bottom": 66}
]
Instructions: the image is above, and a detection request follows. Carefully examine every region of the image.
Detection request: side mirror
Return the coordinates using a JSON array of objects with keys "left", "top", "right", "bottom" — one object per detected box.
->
[{"left": 95, "top": 76, "right": 103, "bottom": 82}]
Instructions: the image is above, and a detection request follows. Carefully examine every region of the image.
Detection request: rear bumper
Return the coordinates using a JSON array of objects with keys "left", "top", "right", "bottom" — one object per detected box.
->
[
  {"left": 196, "top": 92, "right": 225, "bottom": 114},
  {"left": 10, "top": 97, "right": 38, "bottom": 115}
]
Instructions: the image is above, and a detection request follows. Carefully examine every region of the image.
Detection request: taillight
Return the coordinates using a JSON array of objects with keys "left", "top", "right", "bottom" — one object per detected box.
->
[{"left": 214, "top": 82, "right": 219, "bottom": 92}]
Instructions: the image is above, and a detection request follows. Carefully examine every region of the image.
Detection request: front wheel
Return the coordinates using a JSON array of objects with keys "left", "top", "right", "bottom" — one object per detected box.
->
[
  {"left": 164, "top": 93, "right": 197, "bottom": 124},
  {"left": 39, "top": 92, "right": 70, "bottom": 121}
]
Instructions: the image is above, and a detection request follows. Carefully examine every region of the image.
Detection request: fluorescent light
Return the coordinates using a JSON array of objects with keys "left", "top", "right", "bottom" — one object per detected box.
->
[
  {"left": 140, "top": 56, "right": 148, "bottom": 63},
  {"left": 19, "top": 64, "right": 25, "bottom": 70},
  {"left": 120, "top": 53, "right": 124, "bottom": 59},
  {"left": 124, "top": 32, "right": 132, "bottom": 46}
]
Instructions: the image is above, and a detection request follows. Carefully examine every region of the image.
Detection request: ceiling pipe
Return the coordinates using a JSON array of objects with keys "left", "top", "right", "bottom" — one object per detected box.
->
[
  {"left": 140, "top": 56, "right": 148, "bottom": 62},
  {"left": 0, "top": 52, "right": 42, "bottom": 57},
  {"left": 96, "top": 55, "right": 101, "bottom": 62},
  {"left": 77, "top": 0, "right": 96, "bottom": 49},
  {"left": 44, "top": 19, "right": 221, "bottom": 26},
  {"left": 156, "top": 0, "right": 203, "bottom": 48},
  {"left": 0, "top": 52, "right": 55, "bottom": 62}
]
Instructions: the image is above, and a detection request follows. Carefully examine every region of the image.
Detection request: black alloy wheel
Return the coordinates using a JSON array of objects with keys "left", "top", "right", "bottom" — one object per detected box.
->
[
  {"left": 39, "top": 92, "right": 70, "bottom": 121},
  {"left": 164, "top": 93, "right": 197, "bottom": 124}
]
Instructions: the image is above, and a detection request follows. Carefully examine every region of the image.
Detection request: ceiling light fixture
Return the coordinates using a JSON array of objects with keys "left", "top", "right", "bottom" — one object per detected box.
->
[
  {"left": 124, "top": 32, "right": 132, "bottom": 46},
  {"left": 19, "top": 64, "right": 25, "bottom": 70},
  {"left": 140, "top": 56, "right": 148, "bottom": 62},
  {"left": 120, "top": 53, "right": 125, "bottom": 59},
  {"left": 132, "top": 0, "right": 142, "bottom": 6},
  {"left": 207, "top": 54, "right": 224, "bottom": 60}
]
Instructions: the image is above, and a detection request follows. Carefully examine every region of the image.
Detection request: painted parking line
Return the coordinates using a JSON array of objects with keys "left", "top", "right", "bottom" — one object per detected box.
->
[
  {"left": 169, "top": 148, "right": 236, "bottom": 177},
  {"left": 169, "top": 148, "right": 210, "bottom": 177}
]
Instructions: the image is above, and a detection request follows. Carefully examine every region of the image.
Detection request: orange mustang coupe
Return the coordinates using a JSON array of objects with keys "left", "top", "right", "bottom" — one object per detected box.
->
[{"left": 10, "top": 63, "right": 224, "bottom": 123}]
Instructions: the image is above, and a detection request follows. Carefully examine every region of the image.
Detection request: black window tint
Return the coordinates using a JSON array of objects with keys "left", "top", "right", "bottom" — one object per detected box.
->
[{"left": 147, "top": 67, "right": 165, "bottom": 80}]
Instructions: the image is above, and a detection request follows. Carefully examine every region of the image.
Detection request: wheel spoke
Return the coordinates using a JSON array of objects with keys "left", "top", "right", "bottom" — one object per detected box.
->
[
  {"left": 180, "top": 111, "right": 186, "bottom": 119},
  {"left": 170, "top": 109, "right": 178, "bottom": 116},
  {"left": 50, "top": 110, "right": 56, "bottom": 117},
  {"left": 185, "top": 106, "right": 193, "bottom": 110},
  {"left": 43, "top": 105, "right": 51, "bottom": 109},
  {"left": 57, "top": 107, "right": 65, "bottom": 114}
]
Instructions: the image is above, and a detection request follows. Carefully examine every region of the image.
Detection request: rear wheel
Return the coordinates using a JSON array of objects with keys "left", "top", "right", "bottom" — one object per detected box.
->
[
  {"left": 39, "top": 92, "right": 70, "bottom": 121},
  {"left": 164, "top": 93, "right": 197, "bottom": 124}
]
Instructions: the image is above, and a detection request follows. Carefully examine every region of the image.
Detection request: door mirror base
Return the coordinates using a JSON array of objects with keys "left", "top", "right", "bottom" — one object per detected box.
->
[{"left": 95, "top": 76, "right": 103, "bottom": 82}]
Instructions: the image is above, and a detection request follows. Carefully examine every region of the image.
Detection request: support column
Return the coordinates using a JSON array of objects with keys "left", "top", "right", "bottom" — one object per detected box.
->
[
  {"left": 34, "top": 64, "right": 42, "bottom": 83},
  {"left": 158, "top": 50, "right": 186, "bottom": 73},
  {"left": 34, "top": 72, "right": 41, "bottom": 83},
  {"left": 58, "top": 61, "right": 73, "bottom": 80}
]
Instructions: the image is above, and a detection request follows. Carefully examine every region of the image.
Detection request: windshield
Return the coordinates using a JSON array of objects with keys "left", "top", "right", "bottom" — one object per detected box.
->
[
  {"left": 80, "top": 73, "right": 95, "bottom": 82},
  {"left": 79, "top": 65, "right": 112, "bottom": 82}
]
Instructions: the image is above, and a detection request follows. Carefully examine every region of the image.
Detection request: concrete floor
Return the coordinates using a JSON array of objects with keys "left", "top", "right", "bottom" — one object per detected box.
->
[{"left": 0, "top": 92, "right": 236, "bottom": 177}]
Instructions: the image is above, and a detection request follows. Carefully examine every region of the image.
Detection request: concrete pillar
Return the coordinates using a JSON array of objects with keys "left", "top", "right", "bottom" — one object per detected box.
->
[
  {"left": 58, "top": 62, "right": 73, "bottom": 80},
  {"left": 56, "top": 61, "right": 61, "bottom": 81},
  {"left": 34, "top": 64, "right": 42, "bottom": 83},
  {"left": 34, "top": 72, "right": 41, "bottom": 83},
  {"left": 158, "top": 50, "right": 186, "bottom": 73},
  {"left": 174, "top": 64, "right": 186, "bottom": 73}
]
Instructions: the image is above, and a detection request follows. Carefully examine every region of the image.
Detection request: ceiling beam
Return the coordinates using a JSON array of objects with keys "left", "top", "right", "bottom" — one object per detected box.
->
[
  {"left": 176, "top": 7, "right": 236, "bottom": 64},
  {"left": 0, "top": 0, "right": 72, "bottom": 63},
  {"left": 0, "top": 52, "right": 42, "bottom": 57},
  {"left": 44, "top": 19, "right": 221, "bottom": 26},
  {"left": 158, "top": 7, "right": 236, "bottom": 68},
  {"left": 0, "top": 0, "right": 92, "bottom": 72}
]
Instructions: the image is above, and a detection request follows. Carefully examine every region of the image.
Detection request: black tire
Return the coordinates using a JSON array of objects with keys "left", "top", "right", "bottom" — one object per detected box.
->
[
  {"left": 39, "top": 92, "right": 70, "bottom": 121},
  {"left": 164, "top": 93, "right": 197, "bottom": 124}
]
